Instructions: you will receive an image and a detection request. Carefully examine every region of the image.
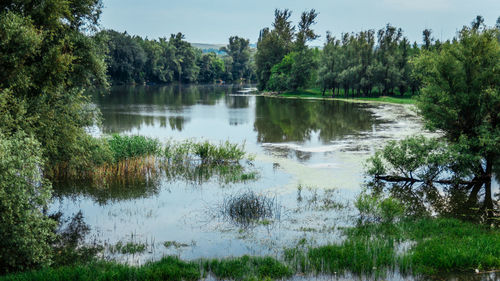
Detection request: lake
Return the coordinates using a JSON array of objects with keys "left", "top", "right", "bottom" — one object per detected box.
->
[{"left": 50, "top": 84, "right": 498, "bottom": 279}]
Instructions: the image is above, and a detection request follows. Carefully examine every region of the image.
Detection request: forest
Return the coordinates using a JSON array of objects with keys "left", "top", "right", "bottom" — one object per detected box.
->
[{"left": 102, "top": 30, "right": 255, "bottom": 84}]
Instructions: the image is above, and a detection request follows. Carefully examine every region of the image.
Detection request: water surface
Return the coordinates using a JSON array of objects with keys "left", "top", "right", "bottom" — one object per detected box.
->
[{"left": 51, "top": 85, "right": 498, "bottom": 278}]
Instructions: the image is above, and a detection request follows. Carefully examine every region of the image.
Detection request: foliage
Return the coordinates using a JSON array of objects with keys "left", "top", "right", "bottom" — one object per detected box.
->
[
  {"left": 318, "top": 25, "right": 421, "bottom": 97},
  {"left": 107, "top": 134, "right": 161, "bottom": 162},
  {"left": 366, "top": 136, "right": 472, "bottom": 181},
  {"left": 102, "top": 31, "right": 255, "bottom": 85},
  {"left": 164, "top": 139, "right": 246, "bottom": 164},
  {"left": 256, "top": 9, "right": 319, "bottom": 91},
  {"left": 413, "top": 25, "right": 500, "bottom": 178},
  {"left": 0, "top": 132, "right": 56, "bottom": 274},
  {"left": 220, "top": 36, "right": 254, "bottom": 82},
  {"left": 355, "top": 193, "right": 405, "bottom": 224},
  {"left": 0, "top": 2, "right": 109, "bottom": 171}
]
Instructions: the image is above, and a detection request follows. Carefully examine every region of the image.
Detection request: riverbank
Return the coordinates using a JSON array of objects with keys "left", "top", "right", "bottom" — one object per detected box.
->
[
  {"left": 262, "top": 88, "right": 416, "bottom": 105},
  {"left": 2, "top": 218, "right": 498, "bottom": 281}
]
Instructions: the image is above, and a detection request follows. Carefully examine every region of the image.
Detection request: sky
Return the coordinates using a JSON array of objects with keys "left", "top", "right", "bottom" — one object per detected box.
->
[{"left": 100, "top": 0, "right": 500, "bottom": 45}]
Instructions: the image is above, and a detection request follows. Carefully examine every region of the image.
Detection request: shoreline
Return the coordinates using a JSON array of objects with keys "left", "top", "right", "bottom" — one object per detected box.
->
[{"left": 257, "top": 91, "right": 416, "bottom": 105}]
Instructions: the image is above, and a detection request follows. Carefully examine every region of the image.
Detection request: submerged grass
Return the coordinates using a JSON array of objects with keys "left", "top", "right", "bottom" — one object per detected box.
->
[
  {"left": 2, "top": 218, "right": 499, "bottom": 280},
  {"left": 52, "top": 136, "right": 254, "bottom": 187},
  {"left": 278, "top": 88, "right": 416, "bottom": 104},
  {"left": 220, "top": 190, "right": 280, "bottom": 227}
]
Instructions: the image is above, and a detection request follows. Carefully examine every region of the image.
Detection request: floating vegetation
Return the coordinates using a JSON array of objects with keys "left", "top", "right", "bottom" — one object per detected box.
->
[
  {"left": 108, "top": 241, "right": 147, "bottom": 255},
  {"left": 296, "top": 185, "right": 348, "bottom": 212},
  {"left": 164, "top": 163, "right": 259, "bottom": 185},
  {"left": 219, "top": 190, "right": 281, "bottom": 227},
  {"left": 163, "top": 241, "right": 192, "bottom": 249}
]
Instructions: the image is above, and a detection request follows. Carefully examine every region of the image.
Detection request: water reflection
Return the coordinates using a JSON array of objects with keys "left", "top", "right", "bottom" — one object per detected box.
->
[
  {"left": 368, "top": 179, "right": 499, "bottom": 222},
  {"left": 52, "top": 162, "right": 258, "bottom": 205},
  {"left": 254, "top": 98, "right": 378, "bottom": 143}
]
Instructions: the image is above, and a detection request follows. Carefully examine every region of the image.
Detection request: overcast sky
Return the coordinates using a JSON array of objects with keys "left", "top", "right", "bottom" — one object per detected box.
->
[{"left": 100, "top": 0, "right": 500, "bottom": 45}]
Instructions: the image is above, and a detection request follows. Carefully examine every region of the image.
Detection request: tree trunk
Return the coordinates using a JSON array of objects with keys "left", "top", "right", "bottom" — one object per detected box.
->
[{"left": 484, "top": 155, "right": 494, "bottom": 219}]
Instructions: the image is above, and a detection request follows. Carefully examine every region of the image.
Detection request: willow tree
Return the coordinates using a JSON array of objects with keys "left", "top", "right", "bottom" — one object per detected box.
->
[{"left": 413, "top": 25, "right": 500, "bottom": 217}]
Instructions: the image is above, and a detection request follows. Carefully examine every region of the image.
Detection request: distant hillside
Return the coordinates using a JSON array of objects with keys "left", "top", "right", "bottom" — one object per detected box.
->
[{"left": 191, "top": 42, "right": 256, "bottom": 55}]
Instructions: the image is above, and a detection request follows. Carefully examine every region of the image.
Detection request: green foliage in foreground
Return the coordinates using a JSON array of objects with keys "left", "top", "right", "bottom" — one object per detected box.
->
[
  {"left": 3, "top": 218, "right": 499, "bottom": 280},
  {"left": 0, "top": 256, "right": 292, "bottom": 281},
  {"left": 0, "top": 257, "right": 201, "bottom": 281},
  {"left": 0, "top": 132, "right": 55, "bottom": 274}
]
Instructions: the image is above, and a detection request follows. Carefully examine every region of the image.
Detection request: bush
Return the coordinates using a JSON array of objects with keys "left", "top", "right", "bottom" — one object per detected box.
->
[
  {"left": 355, "top": 193, "right": 404, "bottom": 224},
  {"left": 0, "top": 132, "right": 56, "bottom": 274}
]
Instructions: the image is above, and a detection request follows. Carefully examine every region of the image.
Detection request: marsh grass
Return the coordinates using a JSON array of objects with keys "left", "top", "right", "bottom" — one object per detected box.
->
[
  {"left": 2, "top": 218, "right": 499, "bottom": 280},
  {"left": 108, "top": 241, "right": 147, "bottom": 255},
  {"left": 219, "top": 190, "right": 281, "bottom": 227},
  {"left": 164, "top": 139, "right": 247, "bottom": 164},
  {"left": 51, "top": 136, "right": 254, "bottom": 187},
  {"left": 203, "top": 256, "right": 293, "bottom": 280}
]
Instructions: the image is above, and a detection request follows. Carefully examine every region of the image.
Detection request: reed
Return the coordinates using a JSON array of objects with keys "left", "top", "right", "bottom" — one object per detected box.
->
[{"left": 164, "top": 139, "right": 246, "bottom": 164}]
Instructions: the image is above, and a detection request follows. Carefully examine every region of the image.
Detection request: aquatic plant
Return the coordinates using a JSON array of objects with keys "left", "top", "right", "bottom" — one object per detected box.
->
[
  {"left": 219, "top": 190, "right": 280, "bottom": 227},
  {"left": 108, "top": 241, "right": 146, "bottom": 255},
  {"left": 163, "top": 241, "right": 190, "bottom": 249},
  {"left": 108, "top": 134, "right": 161, "bottom": 162},
  {"left": 355, "top": 193, "right": 405, "bottom": 224},
  {"left": 164, "top": 139, "right": 247, "bottom": 164}
]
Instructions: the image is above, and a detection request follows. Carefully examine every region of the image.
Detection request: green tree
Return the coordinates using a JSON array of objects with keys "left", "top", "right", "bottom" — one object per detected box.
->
[
  {"left": 0, "top": 132, "right": 55, "bottom": 274},
  {"left": 169, "top": 32, "right": 199, "bottom": 83},
  {"left": 104, "top": 30, "right": 147, "bottom": 84},
  {"left": 220, "top": 36, "right": 252, "bottom": 82},
  {"left": 255, "top": 9, "right": 295, "bottom": 90},
  {"left": 413, "top": 25, "right": 500, "bottom": 217},
  {"left": 0, "top": 1, "right": 108, "bottom": 171},
  {"left": 198, "top": 52, "right": 225, "bottom": 83}
]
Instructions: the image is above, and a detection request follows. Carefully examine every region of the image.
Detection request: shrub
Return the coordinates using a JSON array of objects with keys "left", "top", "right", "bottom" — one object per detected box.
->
[
  {"left": 355, "top": 193, "right": 404, "bottom": 224},
  {"left": 0, "top": 132, "right": 56, "bottom": 274}
]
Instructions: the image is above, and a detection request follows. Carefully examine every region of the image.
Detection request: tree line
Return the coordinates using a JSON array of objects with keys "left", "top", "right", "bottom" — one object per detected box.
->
[
  {"left": 256, "top": 10, "right": 500, "bottom": 97},
  {"left": 101, "top": 30, "right": 255, "bottom": 84}
]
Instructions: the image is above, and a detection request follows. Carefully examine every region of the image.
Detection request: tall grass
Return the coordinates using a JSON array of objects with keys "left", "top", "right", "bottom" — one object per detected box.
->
[
  {"left": 51, "top": 136, "right": 251, "bottom": 187},
  {"left": 108, "top": 134, "right": 161, "bottom": 162},
  {"left": 164, "top": 139, "right": 246, "bottom": 164}
]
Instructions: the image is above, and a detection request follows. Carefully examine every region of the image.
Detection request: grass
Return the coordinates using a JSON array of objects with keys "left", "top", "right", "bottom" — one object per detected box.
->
[
  {"left": 277, "top": 88, "right": 416, "bottom": 105},
  {"left": 0, "top": 257, "right": 201, "bottom": 281},
  {"left": 108, "top": 241, "right": 147, "bottom": 255},
  {"left": 2, "top": 218, "right": 499, "bottom": 280},
  {"left": 164, "top": 139, "right": 247, "bottom": 164},
  {"left": 108, "top": 134, "right": 161, "bottom": 162},
  {"left": 52, "top": 136, "right": 254, "bottom": 187},
  {"left": 0, "top": 256, "right": 292, "bottom": 281},
  {"left": 220, "top": 191, "right": 279, "bottom": 227}
]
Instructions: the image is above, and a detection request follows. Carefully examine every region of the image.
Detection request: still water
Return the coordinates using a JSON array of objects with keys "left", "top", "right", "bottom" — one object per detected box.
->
[{"left": 50, "top": 84, "right": 498, "bottom": 279}]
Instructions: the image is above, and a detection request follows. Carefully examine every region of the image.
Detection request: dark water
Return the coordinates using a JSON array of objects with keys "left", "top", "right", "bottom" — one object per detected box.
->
[{"left": 51, "top": 84, "right": 498, "bottom": 280}]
